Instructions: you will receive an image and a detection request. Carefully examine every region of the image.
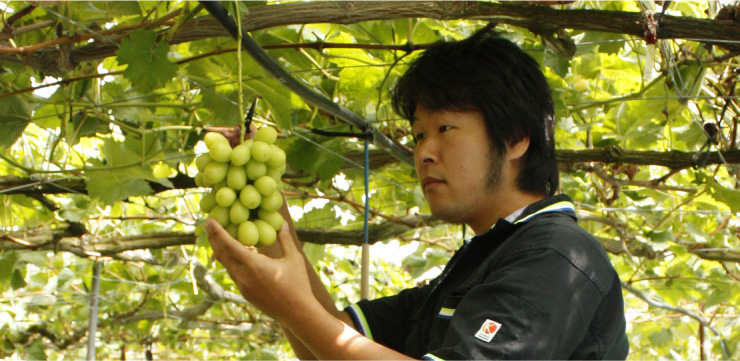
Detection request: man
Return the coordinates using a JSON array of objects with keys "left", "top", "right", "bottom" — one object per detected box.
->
[{"left": 205, "top": 28, "right": 630, "bottom": 359}]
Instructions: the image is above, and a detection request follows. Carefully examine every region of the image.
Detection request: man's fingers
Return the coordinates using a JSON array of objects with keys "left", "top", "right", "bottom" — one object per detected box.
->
[
  {"left": 276, "top": 223, "right": 298, "bottom": 259},
  {"left": 205, "top": 218, "right": 254, "bottom": 265}
]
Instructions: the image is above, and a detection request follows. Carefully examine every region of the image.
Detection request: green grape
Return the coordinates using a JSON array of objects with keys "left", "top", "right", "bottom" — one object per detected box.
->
[
  {"left": 250, "top": 141, "right": 271, "bottom": 163},
  {"left": 214, "top": 180, "right": 227, "bottom": 190},
  {"left": 239, "top": 184, "right": 262, "bottom": 209},
  {"left": 229, "top": 202, "right": 250, "bottom": 224},
  {"left": 195, "top": 153, "right": 212, "bottom": 172},
  {"left": 225, "top": 223, "right": 238, "bottom": 239},
  {"left": 246, "top": 160, "right": 267, "bottom": 180},
  {"left": 254, "top": 219, "right": 277, "bottom": 246},
  {"left": 257, "top": 209, "right": 284, "bottom": 231},
  {"left": 199, "top": 192, "right": 217, "bottom": 213},
  {"left": 215, "top": 187, "right": 237, "bottom": 207},
  {"left": 203, "top": 162, "right": 229, "bottom": 185},
  {"left": 209, "top": 142, "right": 232, "bottom": 163},
  {"left": 260, "top": 191, "right": 283, "bottom": 212},
  {"left": 266, "top": 166, "right": 283, "bottom": 182},
  {"left": 204, "top": 132, "right": 229, "bottom": 148},
  {"left": 230, "top": 142, "right": 251, "bottom": 166},
  {"left": 194, "top": 173, "right": 207, "bottom": 188},
  {"left": 266, "top": 145, "right": 286, "bottom": 168},
  {"left": 254, "top": 175, "right": 276, "bottom": 196},
  {"left": 237, "top": 221, "right": 259, "bottom": 246},
  {"left": 226, "top": 165, "right": 247, "bottom": 190},
  {"left": 254, "top": 126, "right": 278, "bottom": 144},
  {"left": 210, "top": 206, "right": 230, "bottom": 227}
]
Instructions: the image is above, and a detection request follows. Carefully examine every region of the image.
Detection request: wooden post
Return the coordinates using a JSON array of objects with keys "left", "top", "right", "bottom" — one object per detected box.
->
[{"left": 86, "top": 261, "right": 102, "bottom": 361}]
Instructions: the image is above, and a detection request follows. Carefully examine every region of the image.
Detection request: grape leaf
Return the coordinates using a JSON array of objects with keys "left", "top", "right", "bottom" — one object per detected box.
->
[
  {"left": 86, "top": 168, "right": 154, "bottom": 205},
  {"left": 85, "top": 138, "right": 172, "bottom": 204},
  {"left": 10, "top": 269, "right": 26, "bottom": 290},
  {"left": 0, "top": 94, "right": 31, "bottom": 148},
  {"left": 244, "top": 77, "right": 295, "bottom": 130},
  {"left": 116, "top": 29, "right": 177, "bottom": 92},
  {"left": 543, "top": 49, "right": 570, "bottom": 78},
  {"left": 100, "top": 1, "right": 142, "bottom": 16},
  {"left": 284, "top": 136, "right": 344, "bottom": 180},
  {"left": 26, "top": 340, "right": 47, "bottom": 361},
  {"left": 66, "top": 112, "right": 111, "bottom": 145},
  {"left": 0, "top": 252, "right": 16, "bottom": 289},
  {"left": 580, "top": 31, "right": 626, "bottom": 55},
  {"left": 698, "top": 174, "right": 740, "bottom": 214},
  {"left": 200, "top": 89, "right": 253, "bottom": 127}
]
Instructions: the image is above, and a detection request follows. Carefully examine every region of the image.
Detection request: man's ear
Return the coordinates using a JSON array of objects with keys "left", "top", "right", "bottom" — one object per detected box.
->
[{"left": 505, "top": 137, "right": 530, "bottom": 161}]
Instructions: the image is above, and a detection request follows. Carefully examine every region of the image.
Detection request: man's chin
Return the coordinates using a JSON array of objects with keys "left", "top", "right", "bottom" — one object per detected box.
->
[{"left": 429, "top": 205, "right": 465, "bottom": 224}]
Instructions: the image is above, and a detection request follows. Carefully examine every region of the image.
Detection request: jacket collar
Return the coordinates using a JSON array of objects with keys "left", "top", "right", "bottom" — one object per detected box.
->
[{"left": 512, "top": 194, "right": 576, "bottom": 224}]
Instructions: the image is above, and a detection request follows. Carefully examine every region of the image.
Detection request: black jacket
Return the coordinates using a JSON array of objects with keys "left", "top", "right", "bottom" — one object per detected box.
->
[{"left": 346, "top": 194, "right": 629, "bottom": 359}]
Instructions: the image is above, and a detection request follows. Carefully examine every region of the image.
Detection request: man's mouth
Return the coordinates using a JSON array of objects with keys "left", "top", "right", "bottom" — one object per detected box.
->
[{"left": 422, "top": 176, "right": 444, "bottom": 190}]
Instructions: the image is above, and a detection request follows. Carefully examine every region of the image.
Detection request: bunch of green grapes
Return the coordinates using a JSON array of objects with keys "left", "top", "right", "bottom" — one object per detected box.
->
[{"left": 195, "top": 126, "right": 287, "bottom": 247}]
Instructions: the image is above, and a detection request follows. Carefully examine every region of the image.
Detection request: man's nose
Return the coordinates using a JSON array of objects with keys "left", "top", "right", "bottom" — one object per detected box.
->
[{"left": 414, "top": 139, "right": 438, "bottom": 165}]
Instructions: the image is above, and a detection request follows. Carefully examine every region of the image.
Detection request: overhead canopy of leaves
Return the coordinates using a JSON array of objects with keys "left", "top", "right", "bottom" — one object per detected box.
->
[{"left": 1, "top": 1, "right": 739, "bottom": 360}]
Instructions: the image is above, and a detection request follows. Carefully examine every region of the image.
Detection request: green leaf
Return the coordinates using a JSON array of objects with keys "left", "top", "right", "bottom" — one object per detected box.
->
[
  {"left": 646, "top": 229, "right": 675, "bottom": 243},
  {"left": 303, "top": 243, "right": 325, "bottom": 265},
  {"left": 92, "top": 173, "right": 152, "bottom": 204},
  {"left": 17, "top": 252, "right": 47, "bottom": 267},
  {"left": 66, "top": 112, "right": 111, "bottom": 145},
  {"left": 26, "top": 339, "right": 47, "bottom": 361},
  {"left": 200, "top": 89, "right": 252, "bottom": 127},
  {"left": 57, "top": 268, "right": 75, "bottom": 288},
  {"left": 542, "top": 50, "right": 570, "bottom": 78},
  {"left": 402, "top": 255, "right": 427, "bottom": 278},
  {"left": 100, "top": 1, "right": 142, "bottom": 16},
  {"left": 0, "top": 252, "right": 16, "bottom": 288},
  {"left": 10, "top": 269, "right": 26, "bottom": 290},
  {"left": 86, "top": 167, "right": 153, "bottom": 205},
  {"left": 85, "top": 137, "right": 172, "bottom": 203},
  {"left": 699, "top": 174, "right": 740, "bottom": 214},
  {"left": 580, "top": 31, "right": 626, "bottom": 55},
  {"left": 116, "top": 29, "right": 177, "bottom": 92},
  {"left": 284, "top": 135, "right": 344, "bottom": 180},
  {"left": 0, "top": 94, "right": 32, "bottom": 148},
  {"left": 244, "top": 77, "right": 295, "bottom": 130}
]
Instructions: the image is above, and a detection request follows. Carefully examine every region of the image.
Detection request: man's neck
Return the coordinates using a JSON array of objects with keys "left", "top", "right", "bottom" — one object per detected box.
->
[{"left": 469, "top": 190, "right": 546, "bottom": 235}]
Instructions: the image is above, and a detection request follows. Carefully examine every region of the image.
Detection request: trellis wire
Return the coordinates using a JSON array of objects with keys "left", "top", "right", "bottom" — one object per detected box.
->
[{"left": 287, "top": 129, "right": 415, "bottom": 196}]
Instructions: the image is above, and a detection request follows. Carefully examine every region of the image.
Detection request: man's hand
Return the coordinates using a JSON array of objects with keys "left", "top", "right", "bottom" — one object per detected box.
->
[
  {"left": 205, "top": 218, "right": 412, "bottom": 360},
  {"left": 205, "top": 218, "right": 315, "bottom": 324}
]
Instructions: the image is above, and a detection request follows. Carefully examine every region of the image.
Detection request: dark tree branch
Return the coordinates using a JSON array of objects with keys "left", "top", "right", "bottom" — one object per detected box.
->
[
  {"left": 557, "top": 148, "right": 740, "bottom": 170},
  {"left": 3, "top": 215, "right": 739, "bottom": 264},
  {"left": 2, "top": 1, "right": 740, "bottom": 74},
  {"left": 2, "top": 148, "right": 738, "bottom": 198},
  {"left": 0, "top": 215, "right": 434, "bottom": 252}
]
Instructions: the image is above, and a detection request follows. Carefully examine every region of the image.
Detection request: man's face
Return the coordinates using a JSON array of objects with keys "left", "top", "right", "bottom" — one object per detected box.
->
[{"left": 412, "top": 107, "right": 507, "bottom": 230}]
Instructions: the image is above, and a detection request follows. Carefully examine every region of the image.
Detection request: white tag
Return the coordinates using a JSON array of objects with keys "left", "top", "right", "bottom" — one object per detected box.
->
[{"left": 474, "top": 319, "right": 502, "bottom": 342}]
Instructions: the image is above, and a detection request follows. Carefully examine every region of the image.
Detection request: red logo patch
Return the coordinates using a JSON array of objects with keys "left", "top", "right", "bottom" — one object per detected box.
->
[{"left": 475, "top": 319, "right": 502, "bottom": 342}]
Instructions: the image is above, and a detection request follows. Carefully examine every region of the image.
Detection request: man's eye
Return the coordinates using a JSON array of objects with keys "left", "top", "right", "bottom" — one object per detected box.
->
[
  {"left": 439, "top": 125, "right": 451, "bottom": 132},
  {"left": 414, "top": 133, "right": 425, "bottom": 141}
]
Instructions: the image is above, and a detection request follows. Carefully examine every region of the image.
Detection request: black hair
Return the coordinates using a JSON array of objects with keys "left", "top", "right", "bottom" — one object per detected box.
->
[{"left": 392, "top": 28, "right": 559, "bottom": 196}]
